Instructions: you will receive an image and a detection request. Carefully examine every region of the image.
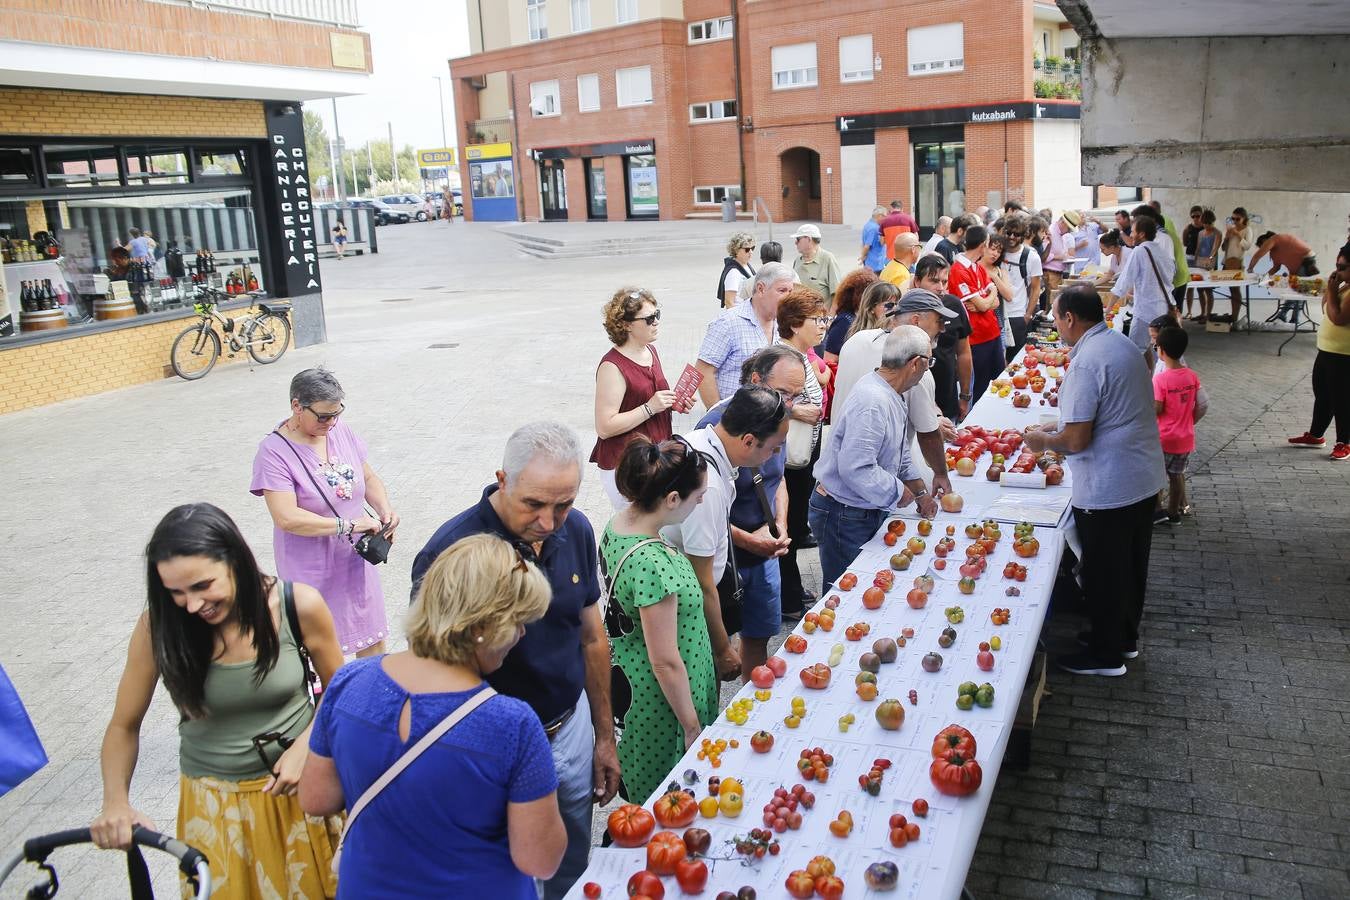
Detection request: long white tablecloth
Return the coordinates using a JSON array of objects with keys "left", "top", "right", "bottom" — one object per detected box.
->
[{"left": 565, "top": 351, "right": 1076, "bottom": 900}]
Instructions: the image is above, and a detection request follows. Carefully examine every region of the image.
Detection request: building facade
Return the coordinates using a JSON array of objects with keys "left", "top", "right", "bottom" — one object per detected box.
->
[
  {"left": 0, "top": 0, "right": 371, "bottom": 413},
  {"left": 449, "top": 0, "right": 1124, "bottom": 229}
]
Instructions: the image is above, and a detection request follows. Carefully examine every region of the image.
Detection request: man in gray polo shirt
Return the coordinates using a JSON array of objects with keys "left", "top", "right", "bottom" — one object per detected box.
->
[{"left": 1022, "top": 285, "right": 1165, "bottom": 676}]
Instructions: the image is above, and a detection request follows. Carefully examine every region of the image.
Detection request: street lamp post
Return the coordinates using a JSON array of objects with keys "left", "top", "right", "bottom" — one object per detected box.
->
[{"left": 432, "top": 76, "right": 449, "bottom": 148}]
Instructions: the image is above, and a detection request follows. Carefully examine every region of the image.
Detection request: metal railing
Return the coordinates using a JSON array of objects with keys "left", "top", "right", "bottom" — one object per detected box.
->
[
  {"left": 146, "top": 0, "right": 361, "bottom": 28},
  {"left": 466, "top": 117, "right": 513, "bottom": 145}
]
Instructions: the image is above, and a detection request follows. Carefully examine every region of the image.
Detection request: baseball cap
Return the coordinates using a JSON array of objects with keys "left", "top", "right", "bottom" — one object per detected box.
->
[
  {"left": 791, "top": 224, "right": 821, "bottom": 240},
  {"left": 892, "top": 288, "right": 959, "bottom": 320}
]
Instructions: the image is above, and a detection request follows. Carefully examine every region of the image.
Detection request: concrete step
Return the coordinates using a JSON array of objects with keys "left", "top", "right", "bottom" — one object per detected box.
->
[{"left": 502, "top": 231, "right": 724, "bottom": 259}]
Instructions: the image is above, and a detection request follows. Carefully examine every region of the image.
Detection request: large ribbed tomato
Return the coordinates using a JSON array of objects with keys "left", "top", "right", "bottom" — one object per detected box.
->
[
  {"left": 645, "top": 830, "right": 686, "bottom": 875},
  {"left": 931, "top": 724, "right": 977, "bottom": 760},
  {"left": 651, "top": 789, "right": 698, "bottom": 828},
  {"left": 607, "top": 803, "right": 656, "bottom": 847},
  {"left": 929, "top": 750, "right": 983, "bottom": 797}
]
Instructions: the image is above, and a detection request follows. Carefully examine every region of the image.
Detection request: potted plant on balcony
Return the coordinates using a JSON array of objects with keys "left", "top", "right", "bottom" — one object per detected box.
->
[
  {"left": 1060, "top": 58, "right": 1075, "bottom": 74},
  {"left": 1034, "top": 79, "right": 1053, "bottom": 98},
  {"left": 1044, "top": 55, "right": 1062, "bottom": 72},
  {"left": 1033, "top": 53, "right": 1042, "bottom": 70}
]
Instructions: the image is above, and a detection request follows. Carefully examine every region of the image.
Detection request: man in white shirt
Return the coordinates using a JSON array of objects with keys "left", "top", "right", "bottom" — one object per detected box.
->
[
  {"left": 1001, "top": 219, "right": 1044, "bottom": 353},
  {"left": 1107, "top": 216, "right": 1175, "bottom": 359},
  {"left": 923, "top": 216, "right": 951, "bottom": 255},
  {"left": 663, "top": 385, "right": 789, "bottom": 680}
]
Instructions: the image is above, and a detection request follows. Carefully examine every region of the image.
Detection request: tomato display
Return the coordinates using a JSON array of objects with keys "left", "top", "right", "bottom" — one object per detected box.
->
[
  {"left": 875, "top": 698, "right": 905, "bottom": 730},
  {"left": 652, "top": 790, "right": 698, "bottom": 829},
  {"left": 682, "top": 826, "right": 712, "bottom": 856},
  {"left": 784, "top": 870, "right": 816, "bottom": 899},
  {"left": 608, "top": 804, "right": 656, "bottom": 847},
  {"left": 931, "top": 724, "right": 977, "bottom": 759},
  {"left": 645, "top": 830, "right": 686, "bottom": 875},
  {"left": 674, "top": 856, "right": 709, "bottom": 894},
  {"left": 627, "top": 870, "right": 665, "bottom": 899},
  {"left": 784, "top": 634, "right": 808, "bottom": 654},
  {"left": 930, "top": 750, "right": 984, "bottom": 796},
  {"left": 799, "top": 663, "right": 832, "bottom": 689}
]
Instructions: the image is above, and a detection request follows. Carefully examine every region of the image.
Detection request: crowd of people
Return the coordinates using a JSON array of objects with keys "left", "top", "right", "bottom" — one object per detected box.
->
[{"left": 81, "top": 200, "right": 1350, "bottom": 899}]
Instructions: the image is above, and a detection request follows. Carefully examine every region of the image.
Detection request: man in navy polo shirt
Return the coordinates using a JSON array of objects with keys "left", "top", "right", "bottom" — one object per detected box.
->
[{"left": 411, "top": 422, "right": 618, "bottom": 900}]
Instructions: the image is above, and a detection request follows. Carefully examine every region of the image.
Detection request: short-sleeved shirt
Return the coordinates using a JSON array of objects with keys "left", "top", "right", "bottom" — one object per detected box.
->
[
  {"left": 1153, "top": 366, "right": 1200, "bottom": 454},
  {"left": 814, "top": 371, "right": 919, "bottom": 509},
  {"left": 1001, "top": 246, "right": 1044, "bottom": 319},
  {"left": 822, "top": 312, "right": 855, "bottom": 357},
  {"left": 934, "top": 292, "right": 972, "bottom": 369},
  {"left": 697, "top": 300, "right": 774, "bottom": 402},
  {"left": 878, "top": 260, "right": 912, "bottom": 290},
  {"left": 698, "top": 400, "right": 785, "bottom": 536},
  {"left": 661, "top": 426, "right": 736, "bottom": 574},
  {"left": 794, "top": 249, "right": 843, "bottom": 302},
  {"left": 861, "top": 220, "right": 886, "bottom": 272},
  {"left": 949, "top": 254, "right": 998, "bottom": 345},
  {"left": 1113, "top": 243, "right": 1175, "bottom": 352},
  {"left": 830, "top": 327, "right": 939, "bottom": 438},
  {"left": 410, "top": 486, "right": 601, "bottom": 725},
  {"left": 1058, "top": 322, "right": 1166, "bottom": 509},
  {"left": 309, "top": 659, "right": 556, "bottom": 899}
]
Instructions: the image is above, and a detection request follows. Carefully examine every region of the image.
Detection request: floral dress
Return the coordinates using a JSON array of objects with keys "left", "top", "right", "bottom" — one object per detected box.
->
[{"left": 601, "top": 527, "right": 718, "bottom": 803}]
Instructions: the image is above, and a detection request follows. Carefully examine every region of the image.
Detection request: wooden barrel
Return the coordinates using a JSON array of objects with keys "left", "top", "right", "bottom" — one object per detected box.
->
[
  {"left": 94, "top": 295, "right": 138, "bottom": 320},
  {"left": 20, "top": 308, "right": 69, "bottom": 332}
]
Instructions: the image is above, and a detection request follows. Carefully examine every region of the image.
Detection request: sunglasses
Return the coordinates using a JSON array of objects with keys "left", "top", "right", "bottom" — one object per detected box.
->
[
  {"left": 304, "top": 403, "right": 344, "bottom": 423},
  {"left": 626, "top": 309, "right": 661, "bottom": 325},
  {"left": 251, "top": 731, "right": 294, "bottom": 775},
  {"left": 739, "top": 244, "right": 756, "bottom": 251},
  {"left": 657, "top": 435, "right": 709, "bottom": 496}
]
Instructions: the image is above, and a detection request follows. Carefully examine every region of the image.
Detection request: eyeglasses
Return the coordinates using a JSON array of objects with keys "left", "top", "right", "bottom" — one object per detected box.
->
[
  {"left": 811, "top": 316, "right": 833, "bottom": 326},
  {"left": 625, "top": 309, "right": 661, "bottom": 326},
  {"left": 759, "top": 389, "right": 788, "bottom": 428},
  {"left": 908, "top": 354, "right": 936, "bottom": 369},
  {"left": 304, "top": 403, "right": 344, "bottom": 423},
  {"left": 657, "top": 435, "right": 707, "bottom": 496}
]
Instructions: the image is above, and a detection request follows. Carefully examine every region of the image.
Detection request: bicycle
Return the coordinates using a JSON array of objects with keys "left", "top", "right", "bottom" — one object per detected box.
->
[{"left": 169, "top": 289, "right": 292, "bottom": 380}]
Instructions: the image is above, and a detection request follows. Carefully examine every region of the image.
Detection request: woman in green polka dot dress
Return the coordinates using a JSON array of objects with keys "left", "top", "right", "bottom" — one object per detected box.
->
[{"left": 600, "top": 437, "right": 720, "bottom": 803}]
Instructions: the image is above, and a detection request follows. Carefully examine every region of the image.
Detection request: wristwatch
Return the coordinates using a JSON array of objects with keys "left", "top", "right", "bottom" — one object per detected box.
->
[
  {"left": 959, "top": 393, "right": 972, "bottom": 401},
  {"left": 914, "top": 488, "right": 929, "bottom": 499}
]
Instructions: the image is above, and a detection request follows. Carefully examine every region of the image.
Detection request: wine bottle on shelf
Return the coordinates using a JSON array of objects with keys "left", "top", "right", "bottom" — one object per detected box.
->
[
  {"left": 19, "top": 281, "right": 31, "bottom": 312},
  {"left": 43, "top": 279, "right": 58, "bottom": 309}
]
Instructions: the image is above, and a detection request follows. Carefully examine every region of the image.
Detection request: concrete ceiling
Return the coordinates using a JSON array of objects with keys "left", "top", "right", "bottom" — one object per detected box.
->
[{"left": 1059, "top": 0, "right": 1350, "bottom": 39}]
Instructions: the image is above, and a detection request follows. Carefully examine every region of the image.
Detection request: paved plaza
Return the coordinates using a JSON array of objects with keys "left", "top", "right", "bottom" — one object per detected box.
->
[{"left": 1, "top": 221, "right": 1347, "bottom": 898}]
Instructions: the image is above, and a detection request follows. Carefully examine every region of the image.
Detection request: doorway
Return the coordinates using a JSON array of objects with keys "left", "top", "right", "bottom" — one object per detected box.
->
[
  {"left": 779, "top": 147, "right": 821, "bottom": 222},
  {"left": 539, "top": 158, "right": 568, "bottom": 221},
  {"left": 912, "top": 128, "right": 965, "bottom": 241},
  {"left": 584, "top": 158, "right": 607, "bottom": 220}
]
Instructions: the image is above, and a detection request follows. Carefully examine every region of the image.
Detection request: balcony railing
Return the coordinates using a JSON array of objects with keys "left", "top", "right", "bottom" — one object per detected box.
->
[
  {"left": 147, "top": 0, "right": 361, "bottom": 28},
  {"left": 1032, "top": 55, "right": 1081, "bottom": 100},
  {"left": 467, "top": 117, "right": 513, "bottom": 145}
]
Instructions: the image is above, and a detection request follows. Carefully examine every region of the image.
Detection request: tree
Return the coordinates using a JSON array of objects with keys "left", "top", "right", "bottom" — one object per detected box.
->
[
  {"left": 303, "top": 109, "right": 332, "bottom": 184},
  {"left": 338, "top": 140, "right": 420, "bottom": 196}
]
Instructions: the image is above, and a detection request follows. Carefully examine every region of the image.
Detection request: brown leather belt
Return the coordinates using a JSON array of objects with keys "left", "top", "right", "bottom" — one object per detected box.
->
[{"left": 543, "top": 706, "right": 576, "bottom": 740}]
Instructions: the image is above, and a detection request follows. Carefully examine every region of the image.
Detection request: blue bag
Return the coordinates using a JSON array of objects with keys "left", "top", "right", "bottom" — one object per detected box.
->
[{"left": 0, "top": 662, "right": 47, "bottom": 797}]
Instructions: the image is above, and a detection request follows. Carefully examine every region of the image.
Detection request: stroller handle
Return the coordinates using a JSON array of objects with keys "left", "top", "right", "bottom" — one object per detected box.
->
[{"left": 4, "top": 826, "right": 211, "bottom": 899}]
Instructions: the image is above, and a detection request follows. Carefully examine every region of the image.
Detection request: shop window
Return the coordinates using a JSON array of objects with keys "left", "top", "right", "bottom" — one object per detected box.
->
[
  {"left": 578, "top": 74, "right": 601, "bottom": 112},
  {"left": 908, "top": 23, "right": 964, "bottom": 76},
  {"left": 530, "top": 80, "right": 561, "bottom": 117},
  {"left": 615, "top": 0, "right": 637, "bottom": 24},
  {"left": 44, "top": 145, "right": 122, "bottom": 188},
  {"left": 772, "top": 43, "right": 818, "bottom": 90},
  {"left": 690, "top": 100, "right": 736, "bottom": 123},
  {"left": 688, "top": 17, "right": 733, "bottom": 43},
  {"left": 527, "top": 0, "right": 547, "bottom": 41},
  {"left": 839, "top": 34, "right": 874, "bottom": 83},
  {"left": 0, "top": 147, "right": 36, "bottom": 185},
  {"left": 125, "top": 146, "right": 190, "bottom": 185},
  {"left": 570, "top": 0, "right": 590, "bottom": 32},
  {"left": 194, "top": 148, "right": 247, "bottom": 178},
  {"left": 617, "top": 66, "right": 653, "bottom": 107},
  {"left": 694, "top": 185, "right": 742, "bottom": 206}
]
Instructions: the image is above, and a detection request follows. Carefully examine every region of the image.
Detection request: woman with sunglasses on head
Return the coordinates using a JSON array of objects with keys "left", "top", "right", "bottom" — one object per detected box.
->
[
  {"left": 599, "top": 437, "right": 718, "bottom": 802},
  {"left": 91, "top": 503, "right": 344, "bottom": 899},
  {"left": 592, "top": 286, "right": 691, "bottom": 509},
  {"left": 718, "top": 231, "right": 758, "bottom": 308},
  {"left": 252, "top": 368, "right": 398, "bottom": 658}
]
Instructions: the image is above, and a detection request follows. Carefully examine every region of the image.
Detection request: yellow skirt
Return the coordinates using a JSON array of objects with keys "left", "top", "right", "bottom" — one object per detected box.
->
[{"left": 176, "top": 774, "right": 342, "bottom": 900}]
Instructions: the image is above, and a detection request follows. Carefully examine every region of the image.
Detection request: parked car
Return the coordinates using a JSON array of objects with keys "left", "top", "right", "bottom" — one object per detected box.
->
[
  {"left": 342, "top": 198, "right": 409, "bottom": 225},
  {"left": 380, "top": 193, "right": 435, "bottom": 221}
]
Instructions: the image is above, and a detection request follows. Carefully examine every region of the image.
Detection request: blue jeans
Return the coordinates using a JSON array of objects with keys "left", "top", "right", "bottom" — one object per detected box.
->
[
  {"left": 970, "top": 338, "right": 1005, "bottom": 404},
  {"left": 737, "top": 557, "right": 782, "bottom": 639},
  {"left": 541, "top": 691, "right": 595, "bottom": 900},
  {"left": 807, "top": 490, "right": 886, "bottom": 594}
]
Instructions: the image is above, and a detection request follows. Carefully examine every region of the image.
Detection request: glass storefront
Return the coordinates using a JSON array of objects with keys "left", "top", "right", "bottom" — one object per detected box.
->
[
  {"left": 0, "top": 140, "right": 266, "bottom": 341},
  {"left": 624, "top": 153, "right": 659, "bottom": 218},
  {"left": 911, "top": 127, "right": 966, "bottom": 242}
]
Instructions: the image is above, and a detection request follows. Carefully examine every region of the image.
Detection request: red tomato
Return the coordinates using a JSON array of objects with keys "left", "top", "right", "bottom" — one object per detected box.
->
[
  {"left": 912, "top": 797, "right": 930, "bottom": 817},
  {"left": 608, "top": 804, "right": 656, "bottom": 848},
  {"left": 583, "top": 883, "right": 602, "bottom": 899},
  {"left": 766, "top": 655, "right": 788, "bottom": 677},
  {"left": 785, "top": 870, "right": 816, "bottom": 899},
  {"left": 645, "top": 830, "right": 686, "bottom": 875},
  {"left": 784, "top": 634, "right": 808, "bottom": 654},
  {"left": 627, "top": 870, "right": 665, "bottom": 899},
  {"left": 674, "top": 856, "right": 709, "bottom": 894},
  {"left": 799, "top": 663, "right": 832, "bottom": 689},
  {"left": 651, "top": 791, "right": 698, "bottom": 829},
  {"left": 750, "top": 665, "right": 775, "bottom": 689},
  {"left": 930, "top": 750, "right": 984, "bottom": 797},
  {"left": 814, "top": 875, "right": 846, "bottom": 900},
  {"left": 931, "top": 724, "right": 978, "bottom": 759}
]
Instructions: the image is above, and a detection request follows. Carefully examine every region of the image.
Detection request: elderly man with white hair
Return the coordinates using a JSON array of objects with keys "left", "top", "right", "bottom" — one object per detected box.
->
[
  {"left": 807, "top": 324, "right": 939, "bottom": 590},
  {"left": 696, "top": 261, "right": 795, "bottom": 409},
  {"left": 411, "top": 422, "right": 618, "bottom": 900}
]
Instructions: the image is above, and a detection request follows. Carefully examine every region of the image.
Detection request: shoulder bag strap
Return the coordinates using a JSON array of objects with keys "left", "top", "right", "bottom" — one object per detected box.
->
[
  {"left": 1142, "top": 246, "right": 1172, "bottom": 301},
  {"left": 337, "top": 685, "right": 497, "bottom": 854},
  {"left": 749, "top": 468, "right": 780, "bottom": 539},
  {"left": 271, "top": 430, "right": 379, "bottom": 538},
  {"left": 604, "top": 537, "right": 666, "bottom": 597},
  {"left": 282, "top": 580, "right": 318, "bottom": 700}
]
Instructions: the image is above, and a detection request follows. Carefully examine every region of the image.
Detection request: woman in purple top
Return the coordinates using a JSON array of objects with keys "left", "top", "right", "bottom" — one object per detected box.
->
[{"left": 251, "top": 368, "right": 398, "bottom": 656}]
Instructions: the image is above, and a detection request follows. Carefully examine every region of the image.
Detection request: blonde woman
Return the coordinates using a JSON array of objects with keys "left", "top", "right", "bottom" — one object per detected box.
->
[
  {"left": 718, "top": 231, "right": 757, "bottom": 308},
  {"left": 300, "top": 534, "right": 565, "bottom": 898},
  {"left": 845, "top": 280, "right": 902, "bottom": 341}
]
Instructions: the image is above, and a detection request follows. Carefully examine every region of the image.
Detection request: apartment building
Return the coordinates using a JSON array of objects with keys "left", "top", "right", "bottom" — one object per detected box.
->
[
  {"left": 449, "top": 0, "right": 1124, "bottom": 228},
  {"left": 0, "top": 0, "right": 371, "bottom": 412}
]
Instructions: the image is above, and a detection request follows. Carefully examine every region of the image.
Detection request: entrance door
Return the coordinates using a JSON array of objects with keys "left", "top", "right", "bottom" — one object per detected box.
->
[
  {"left": 624, "top": 154, "right": 659, "bottom": 218},
  {"left": 584, "top": 158, "right": 607, "bottom": 220},
  {"left": 912, "top": 132, "right": 965, "bottom": 241},
  {"left": 539, "top": 158, "right": 568, "bottom": 221}
]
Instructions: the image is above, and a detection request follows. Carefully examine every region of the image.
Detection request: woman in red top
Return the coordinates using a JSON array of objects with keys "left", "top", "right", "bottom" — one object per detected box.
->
[
  {"left": 592, "top": 287, "right": 691, "bottom": 508},
  {"left": 948, "top": 225, "right": 1003, "bottom": 401}
]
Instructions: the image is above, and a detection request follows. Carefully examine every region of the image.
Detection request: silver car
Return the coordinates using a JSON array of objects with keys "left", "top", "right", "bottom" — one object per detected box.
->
[{"left": 380, "top": 193, "right": 434, "bottom": 221}]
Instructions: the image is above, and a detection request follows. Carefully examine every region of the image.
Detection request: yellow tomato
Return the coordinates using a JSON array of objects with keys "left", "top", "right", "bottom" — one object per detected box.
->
[
  {"left": 718, "top": 790, "right": 744, "bottom": 817},
  {"left": 699, "top": 795, "right": 720, "bottom": 818}
]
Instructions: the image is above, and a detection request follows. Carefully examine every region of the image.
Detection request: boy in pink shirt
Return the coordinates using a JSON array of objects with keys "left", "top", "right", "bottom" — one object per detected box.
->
[{"left": 1153, "top": 327, "right": 1207, "bottom": 524}]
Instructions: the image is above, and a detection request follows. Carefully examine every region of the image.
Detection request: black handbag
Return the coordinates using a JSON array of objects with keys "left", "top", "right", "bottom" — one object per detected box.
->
[{"left": 272, "top": 430, "right": 391, "bottom": 565}]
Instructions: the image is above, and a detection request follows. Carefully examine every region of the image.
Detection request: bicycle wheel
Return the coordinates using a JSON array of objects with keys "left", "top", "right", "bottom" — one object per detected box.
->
[
  {"left": 246, "top": 313, "right": 291, "bottom": 365},
  {"left": 170, "top": 323, "right": 220, "bottom": 380}
]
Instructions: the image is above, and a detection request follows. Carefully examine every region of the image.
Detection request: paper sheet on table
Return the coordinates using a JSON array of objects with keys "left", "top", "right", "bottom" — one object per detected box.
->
[{"left": 981, "top": 492, "right": 1070, "bottom": 527}]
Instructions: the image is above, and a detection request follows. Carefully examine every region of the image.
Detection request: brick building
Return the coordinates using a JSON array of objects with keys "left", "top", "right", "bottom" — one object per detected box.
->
[
  {"left": 449, "top": 0, "right": 1128, "bottom": 229},
  {"left": 0, "top": 0, "right": 372, "bottom": 413}
]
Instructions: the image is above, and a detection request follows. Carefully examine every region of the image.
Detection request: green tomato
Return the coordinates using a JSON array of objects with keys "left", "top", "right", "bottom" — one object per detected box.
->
[
  {"left": 957, "top": 680, "right": 978, "bottom": 697},
  {"left": 956, "top": 693, "right": 975, "bottom": 711},
  {"left": 975, "top": 686, "right": 995, "bottom": 708}
]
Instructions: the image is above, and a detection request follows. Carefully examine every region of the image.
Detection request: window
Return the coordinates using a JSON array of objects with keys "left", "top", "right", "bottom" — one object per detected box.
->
[
  {"left": 688, "top": 17, "right": 733, "bottom": 43},
  {"left": 839, "top": 34, "right": 874, "bottom": 82},
  {"left": 689, "top": 99, "right": 737, "bottom": 122},
  {"left": 908, "top": 22, "right": 964, "bottom": 75},
  {"left": 577, "top": 74, "right": 600, "bottom": 112},
  {"left": 615, "top": 0, "right": 637, "bottom": 23},
  {"left": 529, "top": 80, "right": 560, "bottom": 117},
  {"left": 125, "top": 146, "right": 190, "bottom": 185},
  {"left": 527, "top": 0, "right": 547, "bottom": 41},
  {"left": 43, "top": 144, "right": 122, "bottom": 188},
  {"left": 194, "top": 147, "right": 247, "bottom": 177},
  {"left": 616, "top": 65, "right": 653, "bottom": 107},
  {"left": 0, "top": 147, "right": 36, "bottom": 184},
  {"left": 694, "top": 185, "right": 742, "bottom": 206},
  {"left": 570, "top": 0, "right": 590, "bottom": 32},
  {"left": 772, "top": 42, "right": 818, "bottom": 89}
]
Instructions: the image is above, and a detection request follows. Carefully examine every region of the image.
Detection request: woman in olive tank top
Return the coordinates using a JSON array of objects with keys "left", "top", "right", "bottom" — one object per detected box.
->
[{"left": 91, "top": 503, "right": 347, "bottom": 899}]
